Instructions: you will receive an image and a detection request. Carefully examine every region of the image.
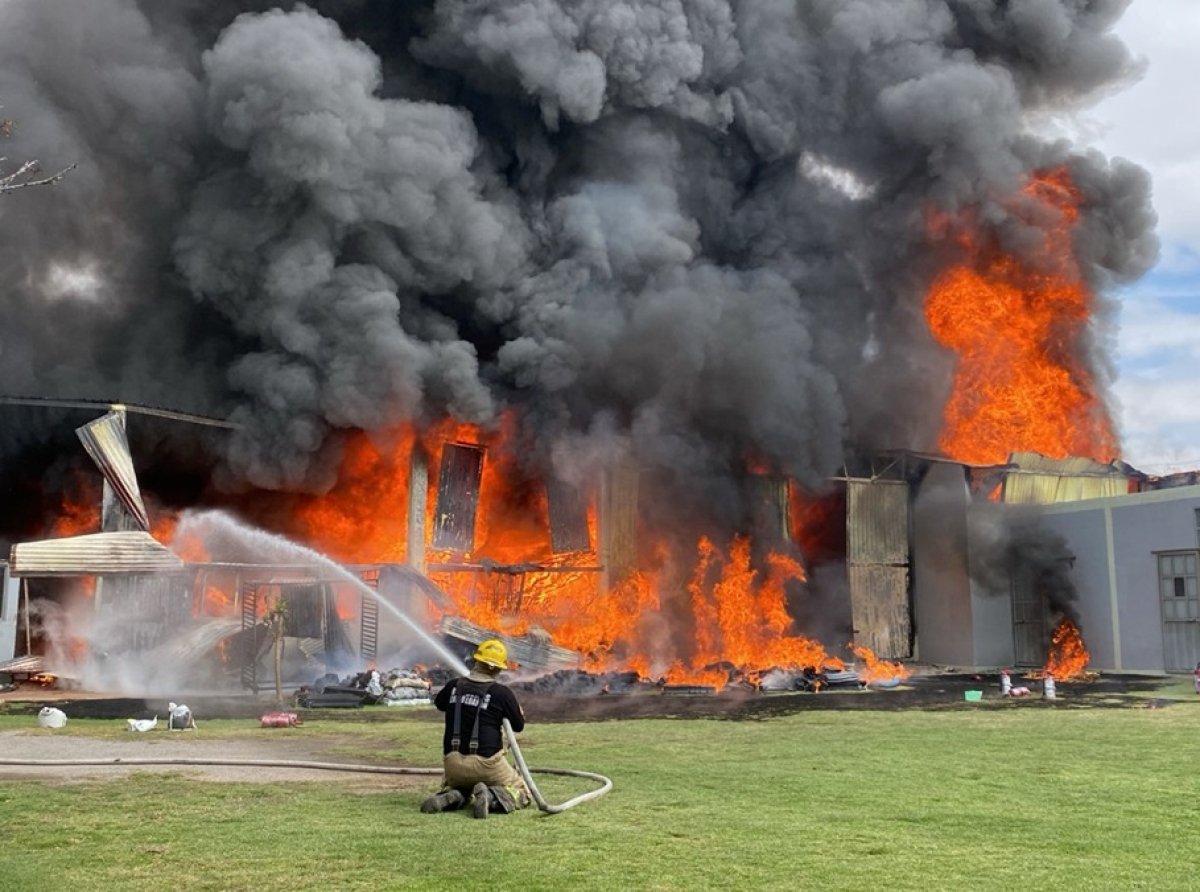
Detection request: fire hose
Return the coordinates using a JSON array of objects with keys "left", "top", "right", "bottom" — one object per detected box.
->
[
  {"left": 503, "top": 717, "right": 612, "bottom": 813},
  {"left": 0, "top": 721, "right": 612, "bottom": 814}
]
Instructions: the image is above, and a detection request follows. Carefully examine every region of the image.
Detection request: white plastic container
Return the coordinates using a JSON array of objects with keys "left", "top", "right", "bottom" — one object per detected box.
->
[
  {"left": 37, "top": 706, "right": 67, "bottom": 728},
  {"left": 1044, "top": 675, "right": 1057, "bottom": 700}
]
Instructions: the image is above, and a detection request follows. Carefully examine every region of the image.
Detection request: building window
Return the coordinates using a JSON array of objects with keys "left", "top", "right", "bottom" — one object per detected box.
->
[
  {"left": 1158, "top": 552, "right": 1198, "bottom": 607},
  {"left": 1195, "top": 508, "right": 1200, "bottom": 547}
]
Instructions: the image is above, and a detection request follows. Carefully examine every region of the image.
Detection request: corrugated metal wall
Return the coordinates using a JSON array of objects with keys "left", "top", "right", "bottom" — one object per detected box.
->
[{"left": 847, "top": 480, "right": 911, "bottom": 659}]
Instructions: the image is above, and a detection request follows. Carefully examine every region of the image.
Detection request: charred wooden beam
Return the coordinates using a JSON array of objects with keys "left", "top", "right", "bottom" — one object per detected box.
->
[
  {"left": 407, "top": 445, "right": 429, "bottom": 573},
  {"left": 599, "top": 460, "right": 639, "bottom": 591}
]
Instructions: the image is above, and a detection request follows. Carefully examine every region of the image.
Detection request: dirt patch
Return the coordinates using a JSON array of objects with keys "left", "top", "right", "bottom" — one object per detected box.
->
[{"left": 0, "top": 730, "right": 435, "bottom": 788}]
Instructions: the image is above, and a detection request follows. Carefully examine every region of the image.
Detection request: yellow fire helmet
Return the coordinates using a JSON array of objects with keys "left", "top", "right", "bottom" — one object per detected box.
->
[{"left": 472, "top": 638, "right": 508, "bottom": 670}]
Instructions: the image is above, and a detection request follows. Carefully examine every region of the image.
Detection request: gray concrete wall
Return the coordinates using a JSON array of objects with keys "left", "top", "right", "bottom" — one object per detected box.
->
[
  {"left": 912, "top": 463, "right": 975, "bottom": 666},
  {"left": 1038, "top": 508, "right": 1117, "bottom": 668},
  {"left": 969, "top": 579, "right": 1015, "bottom": 668},
  {"left": 1040, "top": 486, "right": 1200, "bottom": 673}
]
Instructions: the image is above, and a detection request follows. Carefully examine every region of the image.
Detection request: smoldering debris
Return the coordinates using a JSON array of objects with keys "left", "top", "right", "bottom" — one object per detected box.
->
[{"left": 295, "top": 667, "right": 434, "bottom": 708}]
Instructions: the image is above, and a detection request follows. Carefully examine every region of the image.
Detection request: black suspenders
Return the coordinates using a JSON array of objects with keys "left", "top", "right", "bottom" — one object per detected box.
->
[{"left": 450, "top": 680, "right": 494, "bottom": 754}]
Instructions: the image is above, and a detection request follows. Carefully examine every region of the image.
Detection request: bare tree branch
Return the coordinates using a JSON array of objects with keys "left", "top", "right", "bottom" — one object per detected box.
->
[
  {"left": 0, "top": 158, "right": 77, "bottom": 193},
  {"left": 0, "top": 111, "right": 75, "bottom": 194}
]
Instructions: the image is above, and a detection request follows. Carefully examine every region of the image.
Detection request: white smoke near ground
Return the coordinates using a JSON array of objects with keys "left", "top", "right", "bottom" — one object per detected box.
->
[
  {"left": 26, "top": 507, "right": 470, "bottom": 696},
  {"left": 30, "top": 584, "right": 230, "bottom": 695},
  {"left": 0, "top": 0, "right": 1158, "bottom": 528}
]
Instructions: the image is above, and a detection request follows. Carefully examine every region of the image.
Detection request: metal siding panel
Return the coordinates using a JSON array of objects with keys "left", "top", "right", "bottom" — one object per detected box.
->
[
  {"left": 847, "top": 480, "right": 908, "bottom": 563},
  {"left": 848, "top": 564, "right": 910, "bottom": 659},
  {"left": 106, "top": 574, "right": 193, "bottom": 650}
]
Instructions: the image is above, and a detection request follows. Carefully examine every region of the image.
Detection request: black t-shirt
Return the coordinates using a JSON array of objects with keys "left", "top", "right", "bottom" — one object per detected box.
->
[{"left": 434, "top": 677, "right": 525, "bottom": 757}]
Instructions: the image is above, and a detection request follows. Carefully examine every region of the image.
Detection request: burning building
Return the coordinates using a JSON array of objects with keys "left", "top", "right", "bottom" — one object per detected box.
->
[{"left": 0, "top": 3, "right": 1165, "bottom": 688}]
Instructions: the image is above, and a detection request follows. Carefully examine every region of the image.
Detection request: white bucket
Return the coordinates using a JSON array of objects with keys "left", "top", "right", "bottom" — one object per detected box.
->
[{"left": 1044, "top": 676, "right": 1057, "bottom": 700}]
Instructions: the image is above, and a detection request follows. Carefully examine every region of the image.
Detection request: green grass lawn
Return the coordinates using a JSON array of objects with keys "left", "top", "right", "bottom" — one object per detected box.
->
[{"left": 1, "top": 700, "right": 1198, "bottom": 892}]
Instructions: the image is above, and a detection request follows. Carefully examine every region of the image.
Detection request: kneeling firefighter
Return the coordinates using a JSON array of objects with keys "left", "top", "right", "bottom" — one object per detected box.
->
[{"left": 421, "top": 638, "right": 531, "bottom": 819}]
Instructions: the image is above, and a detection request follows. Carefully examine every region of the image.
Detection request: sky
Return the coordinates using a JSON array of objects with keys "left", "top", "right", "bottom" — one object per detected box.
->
[{"left": 1089, "top": 1, "right": 1200, "bottom": 474}]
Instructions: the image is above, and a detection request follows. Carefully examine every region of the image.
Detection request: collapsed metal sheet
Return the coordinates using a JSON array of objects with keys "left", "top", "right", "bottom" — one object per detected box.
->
[
  {"left": 432, "top": 443, "right": 484, "bottom": 552},
  {"left": 9, "top": 531, "right": 184, "bottom": 577},
  {"left": 75, "top": 410, "right": 150, "bottom": 532},
  {"left": 440, "top": 615, "right": 581, "bottom": 671}
]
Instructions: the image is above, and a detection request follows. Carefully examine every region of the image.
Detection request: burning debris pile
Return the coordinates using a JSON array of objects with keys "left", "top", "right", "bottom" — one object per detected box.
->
[
  {"left": 296, "top": 667, "right": 433, "bottom": 709},
  {"left": 0, "top": 2, "right": 1158, "bottom": 692}
]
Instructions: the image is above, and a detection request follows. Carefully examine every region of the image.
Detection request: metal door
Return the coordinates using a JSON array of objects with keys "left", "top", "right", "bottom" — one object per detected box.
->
[
  {"left": 846, "top": 480, "right": 911, "bottom": 659},
  {"left": 1011, "top": 565, "right": 1049, "bottom": 667},
  {"left": 1158, "top": 551, "right": 1200, "bottom": 672}
]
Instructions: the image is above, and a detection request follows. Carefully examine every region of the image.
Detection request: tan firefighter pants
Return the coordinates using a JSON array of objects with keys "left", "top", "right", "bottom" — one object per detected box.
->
[{"left": 442, "top": 750, "right": 531, "bottom": 812}]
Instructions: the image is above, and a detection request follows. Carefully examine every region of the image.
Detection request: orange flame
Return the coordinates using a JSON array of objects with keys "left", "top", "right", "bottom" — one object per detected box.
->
[
  {"left": 51, "top": 477, "right": 101, "bottom": 537},
  {"left": 279, "top": 416, "right": 839, "bottom": 690},
  {"left": 1043, "top": 617, "right": 1089, "bottom": 680},
  {"left": 39, "top": 410, "right": 844, "bottom": 688},
  {"left": 849, "top": 643, "right": 911, "bottom": 683},
  {"left": 292, "top": 427, "right": 418, "bottom": 563},
  {"left": 925, "top": 169, "right": 1116, "bottom": 465},
  {"left": 788, "top": 485, "right": 846, "bottom": 566}
]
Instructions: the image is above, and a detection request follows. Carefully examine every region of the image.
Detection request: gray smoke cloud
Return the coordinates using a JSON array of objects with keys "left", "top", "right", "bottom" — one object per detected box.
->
[{"left": 0, "top": 0, "right": 1158, "bottom": 514}]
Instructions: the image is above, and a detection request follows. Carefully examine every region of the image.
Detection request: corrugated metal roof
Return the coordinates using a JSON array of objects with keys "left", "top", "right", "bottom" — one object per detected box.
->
[
  {"left": 75, "top": 410, "right": 150, "bottom": 531},
  {"left": 9, "top": 531, "right": 183, "bottom": 577},
  {"left": 1003, "top": 451, "right": 1131, "bottom": 505}
]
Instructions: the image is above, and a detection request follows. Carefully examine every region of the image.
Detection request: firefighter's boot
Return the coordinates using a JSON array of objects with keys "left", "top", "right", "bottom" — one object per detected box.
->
[
  {"left": 471, "top": 782, "right": 491, "bottom": 819},
  {"left": 420, "top": 789, "right": 466, "bottom": 814}
]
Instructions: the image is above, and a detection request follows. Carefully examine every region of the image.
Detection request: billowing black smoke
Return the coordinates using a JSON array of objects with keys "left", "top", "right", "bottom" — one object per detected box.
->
[
  {"left": 968, "top": 502, "right": 1080, "bottom": 625},
  {"left": 0, "top": 1, "right": 1158, "bottom": 531}
]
